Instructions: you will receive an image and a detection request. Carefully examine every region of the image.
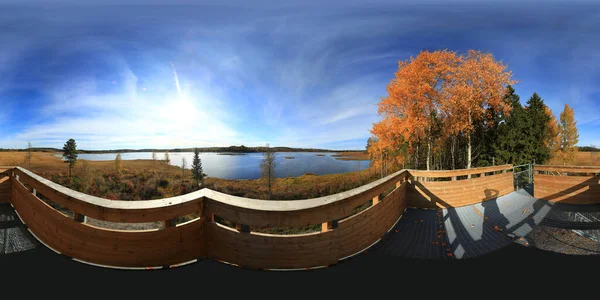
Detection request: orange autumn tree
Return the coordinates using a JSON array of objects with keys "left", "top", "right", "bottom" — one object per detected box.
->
[
  {"left": 371, "top": 50, "right": 459, "bottom": 171},
  {"left": 545, "top": 106, "right": 561, "bottom": 162},
  {"left": 557, "top": 104, "right": 579, "bottom": 165},
  {"left": 441, "top": 50, "right": 516, "bottom": 170},
  {"left": 369, "top": 118, "right": 408, "bottom": 177}
]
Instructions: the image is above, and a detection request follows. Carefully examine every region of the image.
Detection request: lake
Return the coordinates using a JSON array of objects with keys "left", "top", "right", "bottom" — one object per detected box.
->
[{"left": 56, "top": 152, "right": 370, "bottom": 180}]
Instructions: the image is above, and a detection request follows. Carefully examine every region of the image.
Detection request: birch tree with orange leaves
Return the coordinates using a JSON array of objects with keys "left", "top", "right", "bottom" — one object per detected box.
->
[
  {"left": 371, "top": 50, "right": 459, "bottom": 171},
  {"left": 370, "top": 49, "right": 516, "bottom": 171},
  {"left": 440, "top": 50, "right": 516, "bottom": 171}
]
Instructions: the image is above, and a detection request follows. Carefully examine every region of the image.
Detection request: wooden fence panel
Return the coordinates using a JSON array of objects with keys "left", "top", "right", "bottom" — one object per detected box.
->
[
  {"left": 205, "top": 183, "right": 408, "bottom": 269},
  {"left": 11, "top": 177, "right": 206, "bottom": 267},
  {"left": 534, "top": 173, "right": 599, "bottom": 204},
  {"left": 407, "top": 171, "right": 514, "bottom": 208}
]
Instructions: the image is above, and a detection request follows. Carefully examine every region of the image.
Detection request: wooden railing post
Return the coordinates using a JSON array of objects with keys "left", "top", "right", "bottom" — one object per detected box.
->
[
  {"left": 373, "top": 194, "right": 380, "bottom": 205},
  {"left": 235, "top": 223, "right": 250, "bottom": 233},
  {"left": 321, "top": 220, "right": 338, "bottom": 232},
  {"left": 74, "top": 213, "right": 86, "bottom": 223},
  {"left": 163, "top": 218, "right": 177, "bottom": 229}
]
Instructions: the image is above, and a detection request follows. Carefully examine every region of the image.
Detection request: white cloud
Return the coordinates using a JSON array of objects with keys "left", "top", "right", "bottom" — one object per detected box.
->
[{"left": 6, "top": 58, "right": 246, "bottom": 149}]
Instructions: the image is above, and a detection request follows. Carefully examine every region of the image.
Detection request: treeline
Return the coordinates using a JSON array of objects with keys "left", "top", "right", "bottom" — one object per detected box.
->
[
  {"left": 78, "top": 146, "right": 353, "bottom": 153},
  {"left": 3, "top": 145, "right": 358, "bottom": 153},
  {"left": 0, "top": 147, "right": 58, "bottom": 152},
  {"left": 578, "top": 146, "right": 599, "bottom": 152},
  {"left": 368, "top": 49, "right": 580, "bottom": 174}
]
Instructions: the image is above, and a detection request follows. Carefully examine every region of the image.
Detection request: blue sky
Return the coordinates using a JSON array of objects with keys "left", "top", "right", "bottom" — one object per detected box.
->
[{"left": 0, "top": 0, "right": 598, "bottom": 150}]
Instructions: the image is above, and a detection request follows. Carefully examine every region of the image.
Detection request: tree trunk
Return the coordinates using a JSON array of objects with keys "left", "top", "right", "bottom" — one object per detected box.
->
[
  {"left": 415, "top": 143, "right": 420, "bottom": 170},
  {"left": 268, "top": 169, "right": 272, "bottom": 199},
  {"left": 467, "top": 112, "right": 472, "bottom": 178},
  {"left": 427, "top": 136, "right": 431, "bottom": 171},
  {"left": 451, "top": 136, "right": 456, "bottom": 170},
  {"left": 467, "top": 133, "right": 472, "bottom": 177}
]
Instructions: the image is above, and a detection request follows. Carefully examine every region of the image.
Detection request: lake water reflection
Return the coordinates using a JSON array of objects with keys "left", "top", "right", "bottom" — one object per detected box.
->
[{"left": 58, "top": 152, "right": 370, "bottom": 180}]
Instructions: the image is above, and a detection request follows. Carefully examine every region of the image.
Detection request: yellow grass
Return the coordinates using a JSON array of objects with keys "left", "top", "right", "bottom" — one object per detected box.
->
[
  {"left": 0, "top": 151, "right": 182, "bottom": 177},
  {"left": 0, "top": 151, "right": 382, "bottom": 200},
  {"left": 548, "top": 151, "right": 600, "bottom": 166},
  {"left": 1, "top": 151, "right": 385, "bottom": 233},
  {"left": 331, "top": 151, "right": 369, "bottom": 161}
]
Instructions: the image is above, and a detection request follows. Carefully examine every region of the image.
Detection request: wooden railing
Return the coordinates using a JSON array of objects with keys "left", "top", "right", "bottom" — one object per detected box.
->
[
  {"left": 407, "top": 164, "right": 514, "bottom": 208},
  {"left": 1, "top": 164, "right": 516, "bottom": 269},
  {"left": 534, "top": 165, "right": 600, "bottom": 204},
  {"left": 0, "top": 167, "right": 11, "bottom": 204},
  {"left": 7, "top": 166, "right": 409, "bottom": 269}
]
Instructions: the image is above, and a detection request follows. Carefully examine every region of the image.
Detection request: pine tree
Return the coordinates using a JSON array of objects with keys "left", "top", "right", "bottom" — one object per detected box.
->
[
  {"left": 557, "top": 104, "right": 579, "bottom": 165},
  {"left": 62, "top": 138, "right": 78, "bottom": 177},
  {"left": 496, "top": 85, "right": 531, "bottom": 165},
  {"left": 190, "top": 148, "right": 205, "bottom": 189},
  {"left": 524, "top": 93, "right": 552, "bottom": 164}
]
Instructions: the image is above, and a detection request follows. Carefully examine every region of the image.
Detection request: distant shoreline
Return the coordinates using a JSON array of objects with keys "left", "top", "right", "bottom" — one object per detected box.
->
[{"left": 1, "top": 146, "right": 365, "bottom": 154}]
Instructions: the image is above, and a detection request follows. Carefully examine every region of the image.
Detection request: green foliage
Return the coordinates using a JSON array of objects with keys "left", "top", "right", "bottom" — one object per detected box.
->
[
  {"left": 524, "top": 92, "right": 552, "bottom": 164},
  {"left": 191, "top": 148, "right": 205, "bottom": 188},
  {"left": 494, "top": 85, "right": 532, "bottom": 165},
  {"left": 62, "top": 138, "right": 78, "bottom": 177},
  {"left": 472, "top": 87, "right": 558, "bottom": 167},
  {"left": 158, "top": 178, "right": 169, "bottom": 188},
  {"left": 578, "top": 146, "right": 599, "bottom": 152}
]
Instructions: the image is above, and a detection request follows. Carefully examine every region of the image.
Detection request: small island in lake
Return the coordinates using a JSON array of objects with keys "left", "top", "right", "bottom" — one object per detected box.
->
[{"left": 284, "top": 156, "right": 295, "bottom": 159}]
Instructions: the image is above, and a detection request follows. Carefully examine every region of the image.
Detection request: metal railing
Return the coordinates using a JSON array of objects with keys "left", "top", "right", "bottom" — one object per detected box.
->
[{"left": 512, "top": 163, "right": 532, "bottom": 191}]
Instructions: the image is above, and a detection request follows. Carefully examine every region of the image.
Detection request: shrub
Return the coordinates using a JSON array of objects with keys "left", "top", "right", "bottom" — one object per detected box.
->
[{"left": 158, "top": 178, "right": 169, "bottom": 188}]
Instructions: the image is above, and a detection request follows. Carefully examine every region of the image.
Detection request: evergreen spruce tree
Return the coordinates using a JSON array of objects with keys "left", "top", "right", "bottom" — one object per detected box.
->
[
  {"left": 496, "top": 85, "right": 531, "bottom": 165},
  {"left": 191, "top": 148, "right": 205, "bottom": 189},
  {"left": 62, "top": 138, "right": 78, "bottom": 177},
  {"left": 524, "top": 92, "right": 552, "bottom": 164}
]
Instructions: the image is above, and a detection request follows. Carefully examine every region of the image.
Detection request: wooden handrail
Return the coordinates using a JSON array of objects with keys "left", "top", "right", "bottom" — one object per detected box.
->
[
  {"left": 408, "top": 164, "right": 512, "bottom": 178},
  {"left": 534, "top": 165, "right": 600, "bottom": 174},
  {"left": 12, "top": 166, "right": 408, "bottom": 225},
  {"left": 4, "top": 164, "right": 518, "bottom": 269}
]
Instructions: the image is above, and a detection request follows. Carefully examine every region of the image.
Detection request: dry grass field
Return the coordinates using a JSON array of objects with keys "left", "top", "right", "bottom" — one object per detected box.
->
[
  {"left": 0, "top": 151, "right": 383, "bottom": 201},
  {"left": 1, "top": 150, "right": 385, "bottom": 232},
  {"left": 548, "top": 151, "right": 600, "bottom": 166},
  {"left": 331, "top": 151, "right": 369, "bottom": 160}
]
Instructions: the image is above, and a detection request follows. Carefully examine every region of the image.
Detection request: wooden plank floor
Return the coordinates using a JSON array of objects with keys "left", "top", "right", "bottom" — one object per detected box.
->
[
  {"left": 373, "top": 189, "right": 557, "bottom": 259},
  {"left": 0, "top": 203, "right": 39, "bottom": 255}
]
